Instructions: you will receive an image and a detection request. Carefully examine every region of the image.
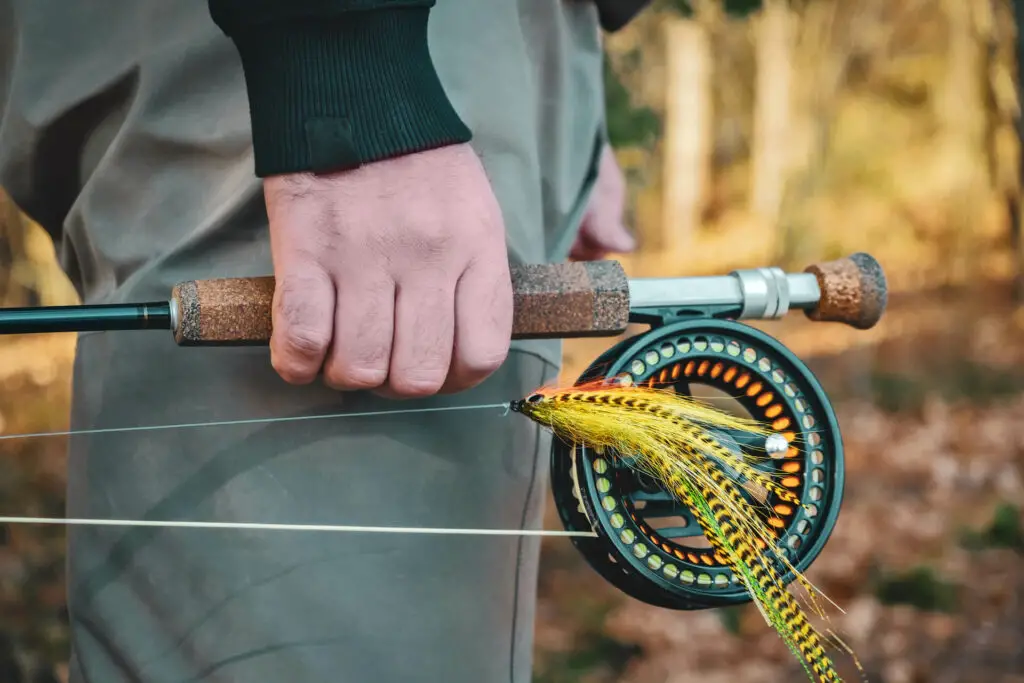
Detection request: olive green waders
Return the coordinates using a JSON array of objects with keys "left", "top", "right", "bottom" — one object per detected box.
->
[{"left": 0, "top": 1, "right": 606, "bottom": 681}]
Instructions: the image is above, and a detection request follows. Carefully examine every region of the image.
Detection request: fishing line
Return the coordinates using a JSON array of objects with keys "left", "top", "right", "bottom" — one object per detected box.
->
[
  {"left": 0, "top": 402, "right": 511, "bottom": 441},
  {"left": 0, "top": 516, "right": 598, "bottom": 537},
  {"left": 0, "top": 400, "right": 587, "bottom": 537}
]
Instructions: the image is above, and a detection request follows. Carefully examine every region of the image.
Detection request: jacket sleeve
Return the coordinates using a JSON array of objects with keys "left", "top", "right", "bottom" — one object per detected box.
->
[{"left": 208, "top": 0, "right": 471, "bottom": 177}]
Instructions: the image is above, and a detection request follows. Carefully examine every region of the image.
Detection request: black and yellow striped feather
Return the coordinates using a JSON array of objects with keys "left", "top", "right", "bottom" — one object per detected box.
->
[{"left": 513, "top": 380, "right": 860, "bottom": 682}]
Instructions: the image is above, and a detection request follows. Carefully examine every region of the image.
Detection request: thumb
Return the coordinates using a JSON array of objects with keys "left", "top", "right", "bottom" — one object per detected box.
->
[{"left": 580, "top": 210, "right": 636, "bottom": 253}]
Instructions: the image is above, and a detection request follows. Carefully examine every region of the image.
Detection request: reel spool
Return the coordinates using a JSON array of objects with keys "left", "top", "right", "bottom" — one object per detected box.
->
[{"left": 550, "top": 317, "right": 843, "bottom": 610}]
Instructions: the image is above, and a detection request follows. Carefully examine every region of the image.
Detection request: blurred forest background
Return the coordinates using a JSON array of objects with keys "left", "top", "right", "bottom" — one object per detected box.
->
[{"left": 0, "top": 0, "right": 1023, "bottom": 681}]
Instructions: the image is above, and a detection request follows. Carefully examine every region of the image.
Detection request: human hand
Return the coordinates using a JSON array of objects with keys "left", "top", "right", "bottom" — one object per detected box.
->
[
  {"left": 263, "top": 144, "right": 513, "bottom": 398},
  {"left": 569, "top": 145, "right": 636, "bottom": 261}
]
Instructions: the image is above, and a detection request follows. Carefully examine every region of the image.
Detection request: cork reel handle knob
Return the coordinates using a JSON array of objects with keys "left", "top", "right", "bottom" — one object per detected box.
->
[
  {"left": 169, "top": 261, "right": 632, "bottom": 346},
  {"left": 803, "top": 252, "right": 888, "bottom": 330}
]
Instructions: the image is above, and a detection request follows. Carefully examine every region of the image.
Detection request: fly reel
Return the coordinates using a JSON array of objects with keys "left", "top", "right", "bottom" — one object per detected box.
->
[{"left": 550, "top": 316, "right": 844, "bottom": 610}]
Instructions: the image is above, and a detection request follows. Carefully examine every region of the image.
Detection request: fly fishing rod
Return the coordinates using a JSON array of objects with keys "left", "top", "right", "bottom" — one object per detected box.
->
[
  {"left": 0, "top": 253, "right": 887, "bottom": 616},
  {"left": 0, "top": 252, "right": 885, "bottom": 343}
]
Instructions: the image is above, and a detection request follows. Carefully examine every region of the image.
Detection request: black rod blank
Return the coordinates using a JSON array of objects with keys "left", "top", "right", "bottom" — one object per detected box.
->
[{"left": 0, "top": 302, "right": 172, "bottom": 336}]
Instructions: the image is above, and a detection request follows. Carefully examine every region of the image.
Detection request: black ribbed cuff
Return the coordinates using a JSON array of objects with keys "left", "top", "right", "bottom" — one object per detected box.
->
[{"left": 228, "top": 8, "right": 472, "bottom": 177}]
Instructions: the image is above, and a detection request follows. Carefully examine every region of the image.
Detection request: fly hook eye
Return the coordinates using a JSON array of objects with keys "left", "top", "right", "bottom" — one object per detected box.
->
[{"left": 509, "top": 393, "right": 544, "bottom": 414}]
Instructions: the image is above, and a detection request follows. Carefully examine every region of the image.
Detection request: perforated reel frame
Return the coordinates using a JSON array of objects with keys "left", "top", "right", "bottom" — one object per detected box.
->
[{"left": 549, "top": 318, "right": 845, "bottom": 610}]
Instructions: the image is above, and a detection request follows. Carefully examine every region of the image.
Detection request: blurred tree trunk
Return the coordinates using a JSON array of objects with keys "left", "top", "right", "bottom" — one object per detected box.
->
[
  {"left": 931, "top": 0, "right": 989, "bottom": 289},
  {"left": 749, "top": 0, "right": 793, "bottom": 225},
  {"left": 979, "top": 0, "right": 1021, "bottom": 300},
  {"left": 1013, "top": 0, "right": 1024, "bottom": 301},
  {"left": 773, "top": 0, "right": 847, "bottom": 268},
  {"left": 660, "top": 16, "right": 712, "bottom": 255}
]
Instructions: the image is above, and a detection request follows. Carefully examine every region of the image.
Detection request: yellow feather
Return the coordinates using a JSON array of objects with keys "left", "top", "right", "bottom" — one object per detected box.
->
[{"left": 513, "top": 379, "right": 860, "bottom": 682}]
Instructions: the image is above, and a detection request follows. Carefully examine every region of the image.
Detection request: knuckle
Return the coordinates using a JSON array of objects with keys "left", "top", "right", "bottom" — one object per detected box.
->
[
  {"left": 271, "top": 354, "right": 315, "bottom": 385},
  {"left": 388, "top": 372, "right": 446, "bottom": 398},
  {"left": 452, "top": 354, "right": 506, "bottom": 387},
  {"left": 468, "top": 351, "right": 507, "bottom": 376},
  {"left": 276, "top": 267, "right": 331, "bottom": 294},
  {"left": 324, "top": 365, "right": 388, "bottom": 390},
  {"left": 324, "top": 325, "right": 393, "bottom": 391},
  {"left": 273, "top": 277, "right": 333, "bottom": 359},
  {"left": 366, "top": 221, "right": 451, "bottom": 267},
  {"left": 281, "top": 326, "right": 331, "bottom": 358},
  {"left": 392, "top": 212, "right": 456, "bottom": 255},
  {"left": 411, "top": 228, "right": 452, "bottom": 261}
]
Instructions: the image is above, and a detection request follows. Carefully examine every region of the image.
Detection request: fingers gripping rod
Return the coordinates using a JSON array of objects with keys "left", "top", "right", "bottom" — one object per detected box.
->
[{"left": 0, "top": 253, "right": 888, "bottom": 341}]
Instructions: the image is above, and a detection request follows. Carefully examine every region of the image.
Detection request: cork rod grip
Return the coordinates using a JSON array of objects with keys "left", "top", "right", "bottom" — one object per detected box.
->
[
  {"left": 170, "top": 261, "right": 631, "bottom": 346},
  {"left": 803, "top": 252, "right": 888, "bottom": 330}
]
